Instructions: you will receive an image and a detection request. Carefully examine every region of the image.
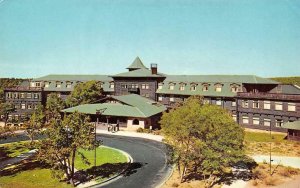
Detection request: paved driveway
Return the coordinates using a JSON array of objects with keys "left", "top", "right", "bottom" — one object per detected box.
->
[{"left": 94, "top": 134, "right": 172, "bottom": 188}]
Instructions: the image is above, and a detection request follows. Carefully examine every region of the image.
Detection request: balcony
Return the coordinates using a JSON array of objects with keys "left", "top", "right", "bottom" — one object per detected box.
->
[{"left": 237, "top": 92, "right": 300, "bottom": 101}]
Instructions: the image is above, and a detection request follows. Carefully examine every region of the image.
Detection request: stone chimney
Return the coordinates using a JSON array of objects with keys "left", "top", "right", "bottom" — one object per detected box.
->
[{"left": 151, "top": 63, "right": 157, "bottom": 75}]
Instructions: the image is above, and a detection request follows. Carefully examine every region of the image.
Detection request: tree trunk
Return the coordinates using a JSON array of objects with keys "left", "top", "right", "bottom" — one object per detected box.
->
[
  {"left": 181, "top": 164, "right": 187, "bottom": 183},
  {"left": 69, "top": 149, "right": 76, "bottom": 186}
]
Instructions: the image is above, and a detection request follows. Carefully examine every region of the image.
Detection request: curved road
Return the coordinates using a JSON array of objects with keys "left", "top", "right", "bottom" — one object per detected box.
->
[{"left": 95, "top": 134, "right": 172, "bottom": 188}]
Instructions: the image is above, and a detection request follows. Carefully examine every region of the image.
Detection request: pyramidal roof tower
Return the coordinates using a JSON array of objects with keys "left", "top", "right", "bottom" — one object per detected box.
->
[{"left": 126, "top": 56, "right": 148, "bottom": 71}]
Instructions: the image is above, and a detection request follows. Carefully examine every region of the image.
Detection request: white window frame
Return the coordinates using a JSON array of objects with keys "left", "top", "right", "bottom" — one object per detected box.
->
[
  {"left": 253, "top": 117, "right": 260, "bottom": 125},
  {"left": 232, "top": 101, "right": 236, "bottom": 107},
  {"left": 169, "top": 96, "right": 174, "bottom": 102},
  {"left": 242, "top": 100, "right": 249, "bottom": 108},
  {"left": 21, "top": 104, "right": 26, "bottom": 109},
  {"left": 275, "top": 119, "right": 283, "bottom": 127},
  {"left": 216, "top": 99, "right": 222, "bottom": 106},
  {"left": 190, "top": 85, "right": 197, "bottom": 91},
  {"left": 253, "top": 100, "right": 259, "bottom": 109},
  {"left": 179, "top": 85, "right": 185, "bottom": 91},
  {"left": 232, "top": 115, "right": 237, "bottom": 121},
  {"left": 66, "top": 82, "right": 72, "bottom": 88},
  {"left": 202, "top": 85, "right": 209, "bottom": 91},
  {"left": 242, "top": 116, "right": 249, "bottom": 124},
  {"left": 275, "top": 102, "right": 283, "bottom": 111},
  {"left": 109, "top": 82, "right": 114, "bottom": 89},
  {"left": 158, "top": 83, "right": 163, "bottom": 89},
  {"left": 264, "top": 118, "right": 271, "bottom": 126},
  {"left": 288, "top": 103, "right": 296, "bottom": 112},
  {"left": 141, "top": 84, "right": 149, "bottom": 89},
  {"left": 56, "top": 82, "right": 61, "bottom": 88},
  {"left": 158, "top": 96, "right": 163, "bottom": 101},
  {"left": 44, "top": 82, "right": 50, "bottom": 88},
  {"left": 264, "top": 101, "right": 271, "bottom": 109},
  {"left": 26, "top": 93, "right": 32, "bottom": 99},
  {"left": 169, "top": 84, "right": 175, "bottom": 90},
  {"left": 215, "top": 85, "right": 222, "bottom": 92}
]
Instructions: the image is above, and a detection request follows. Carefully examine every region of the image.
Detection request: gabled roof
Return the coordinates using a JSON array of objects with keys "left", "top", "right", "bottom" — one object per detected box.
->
[
  {"left": 282, "top": 121, "right": 300, "bottom": 130},
  {"left": 33, "top": 74, "right": 113, "bottom": 81},
  {"left": 112, "top": 68, "right": 166, "bottom": 78},
  {"left": 126, "top": 57, "right": 148, "bottom": 70},
  {"left": 62, "top": 94, "right": 166, "bottom": 118}
]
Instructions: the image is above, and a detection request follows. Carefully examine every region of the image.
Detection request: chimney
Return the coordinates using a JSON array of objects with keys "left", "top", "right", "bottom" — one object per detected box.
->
[{"left": 151, "top": 63, "right": 157, "bottom": 75}]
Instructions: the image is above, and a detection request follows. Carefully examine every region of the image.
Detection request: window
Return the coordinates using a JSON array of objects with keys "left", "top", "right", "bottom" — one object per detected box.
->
[
  {"left": 242, "top": 116, "right": 249, "bottom": 124},
  {"left": 202, "top": 84, "right": 209, "bottom": 91},
  {"left": 232, "top": 115, "right": 237, "bottom": 121},
  {"left": 56, "top": 82, "right": 61, "bottom": 88},
  {"left": 109, "top": 82, "right": 114, "bottom": 89},
  {"left": 232, "top": 101, "right": 236, "bottom": 107},
  {"left": 253, "top": 100, "right": 259, "bottom": 108},
  {"left": 231, "top": 86, "right": 240, "bottom": 93},
  {"left": 158, "top": 96, "right": 163, "bottom": 101},
  {"left": 253, "top": 117, "right": 260, "bottom": 125},
  {"left": 100, "top": 82, "right": 104, "bottom": 88},
  {"left": 158, "top": 83, "right": 163, "bottom": 89},
  {"left": 132, "top": 119, "right": 139, "bottom": 125},
  {"left": 44, "top": 82, "right": 50, "bottom": 88},
  {"left": 170, "top": 96, "right": 174, "bottom": 102},
  {"left": 275, "top": 102, "right": 283, "bottom": 111},
  {"left": 35, "top": 82, "right": 41, "bottom": 87},
  {"left": 141, "top": 84, "right": 149, "bottom": 89},
  {"left": 179, "top": 85, "right": 185, "bottom": 91},
  {"left": 215, "top": 84, "right": 222, "bottom": 92},
  {"left": 14, "top": 92, "right": 18, "bottom": 99},
  {"left": 288, "top": 103, "right": 296, "bottom": 111},
  {"left": 27, "top": 104, "right": 32, "bottom": 109},
  {"left": 190, "top": 85, "right": 197, "bottom": 91},
  {"left": 276, "top": 119, "right": 283, "bottom": 127},
  {"left": 264, "top": 101, "right": 271, "bottom": 109},
  {"left": 216, "top": 99, "right": 222, "bottom": 106},
  {"left": 121, "top": 84, "right": 127, "bottom": 89},
  {"left": 203, "top": 99, "right": 210, "bottom": 104},
  {"left": 30, "top": 82, "right": 35, "bottom": 87},
  {"left": 6, "top": 92, "right": 12, "bottom": 99},
  {"left": 26, "top": 93, "right": 32, "bottom": 99},
  {"left": 66, "top": 82, "right": 72, "bottom": 88},
  {"left": 14, "top": 104, "right": 20, "bottom": 109},
  {"left": 264, "top": 118, "right": 271, "bottom": 126},
  {"left": 169, "top": 83, "right": 175, "bottom": 90},
  {"left": 242, "top": 100, "right": 249, "bottom": 108},
  {"left": 130, "top": 83, "right": 138, "bottom": 88},
  {"left": 20, "top": 93, "right": 25, "bottom": 99},
  {"left": 33, "top": 93, "right": 39, "bottom": 99},
  {"left": 21, "top": 104, "right": 26, "bottom": 109},
  {"left": 145, "top": 93, "right": 149, "bottom": 98}
]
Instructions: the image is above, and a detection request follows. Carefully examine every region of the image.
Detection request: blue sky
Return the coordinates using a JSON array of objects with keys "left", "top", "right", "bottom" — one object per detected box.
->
[{"left": 0, "top": 0, "right": 299, "bottom": 78}]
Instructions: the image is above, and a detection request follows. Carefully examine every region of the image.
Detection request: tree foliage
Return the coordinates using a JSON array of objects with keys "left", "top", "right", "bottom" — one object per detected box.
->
[
  {"left": 37, "top": 112, "right": 99, "bottom": 186},
  {"left": 160, "top": 96, "right": 245, "bottom": 186},
  {"left": 24, "top": 104, "right": 45, "bottom": 144},
  {"left": 270, "top": 77, "right": 300, "bottom": 86},
  {"left": 46, "top": 93, "right": 65, "bottom": 121},
  {"left": 66, "top": 81, "right": 103, "bottom": 107}
]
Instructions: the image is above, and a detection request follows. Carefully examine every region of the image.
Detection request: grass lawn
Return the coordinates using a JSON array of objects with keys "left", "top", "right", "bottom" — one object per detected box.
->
[
  {"left": 75, "top": 146, "right": 128, "bottom": 170},
  {"left": 244, "top": 131, "right": 300, "bottom": 157},
  {"left": 0, "top": 168, "right": 72, "bottom": 188},
  {"left": 0, "top": 141, "right": 32, "bottom": 160},
  {"left": 0, "top": 146, "right": 128, "bottom": 188}
]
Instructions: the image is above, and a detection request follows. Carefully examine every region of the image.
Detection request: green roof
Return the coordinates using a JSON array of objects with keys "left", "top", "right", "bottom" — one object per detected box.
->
[
  {"left": 32, "top": 74, "right": 113, "bottom": 92},
  {"left": 164, "top": 75, "right": 278, "bottom": 84},
  {"left": 127, "top": 57, "right": 148, "bottom": 70},
  {"left": 112, "top": 68, "right": 166, "bottom": 78},
  {"left": 156, "top": 75, "right": 278, "bottom": 97},
  {"left": 33, "top": 74, "right": 112, "bottom": 81},
  {"left": 62, "top": 94, "right": 166, "bottom": 118},
  {"left": 282, "top": 121, "right": 300, "bottom": 130}
]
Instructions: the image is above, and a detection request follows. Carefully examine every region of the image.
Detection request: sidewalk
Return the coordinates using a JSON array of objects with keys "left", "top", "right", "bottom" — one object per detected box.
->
[
  {"left": 0, "top": 149, "right": 37, "bottom": 169},
  {"left": 96, "top": 129, "right": 164, "bottom": 142},
  {"left": 251, "top": 155, "right": 300, "bottom": 169}
]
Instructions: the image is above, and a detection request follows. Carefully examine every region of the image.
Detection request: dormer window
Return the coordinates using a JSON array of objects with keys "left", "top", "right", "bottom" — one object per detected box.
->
[
  {"left": 109, "top": 82, "right": 114, "bottom": 89},
  {"left": 179, "top": 83, "right": 186, "bottom": 91},
  {"left": 190, "top": 83, "right": 197, "bottom": 91},
  {"left": 66, "top": 81, "right": 72, "bottom": 88},
  {"left": 230, "top": 84, "right": 241, "bottom": 93},
  {"left": 35, "top": 82, "right": 41, "bottom": 87},
  {"left": 215, "top": 83, "right": 223, "bottom": 92},
  {"left": 30, "top": 82, "right": 35, "bottom": 87},
  {"left": 169, "top": 83, "right": 175, "bottom": 90},
  {"left": 158, "top": 83, "right": 163, "bottom": 90},
  {"left": 99, "top": 82, "right": 104, "bottom": 89},
  {"left": 202, "top": 83, "right": 209, "bottom": 91},
  {"left": 44, "top": 82, "right": 50, "bottom": 88},
  {"left": 56, "top": 81, "right": 62, "bottom": 88}
]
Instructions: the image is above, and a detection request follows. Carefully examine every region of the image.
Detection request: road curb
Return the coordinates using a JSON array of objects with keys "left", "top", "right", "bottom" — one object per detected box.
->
[
  {"left": 155, "top": 164, "right": 175, "bottom": 188},
  {"left": 78, "top": 145, "right": 133, "bottom": 188}
]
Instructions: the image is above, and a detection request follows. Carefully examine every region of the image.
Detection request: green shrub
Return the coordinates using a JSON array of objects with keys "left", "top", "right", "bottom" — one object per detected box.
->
[{"left": 136, "top": 127, "right": 144, "bottom": 133}]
